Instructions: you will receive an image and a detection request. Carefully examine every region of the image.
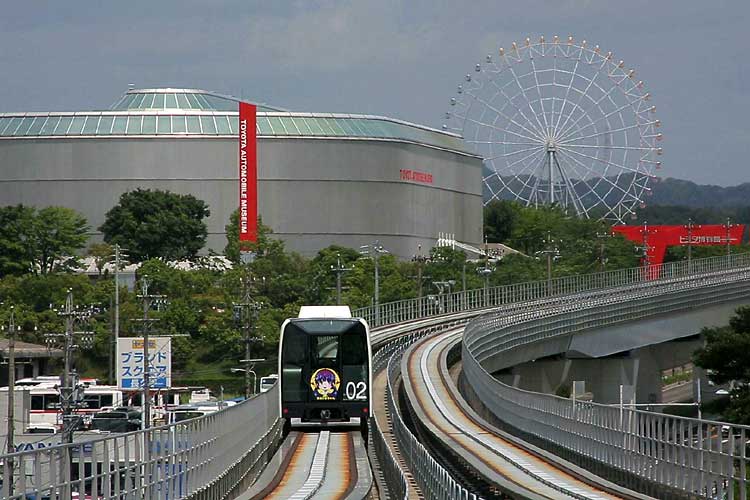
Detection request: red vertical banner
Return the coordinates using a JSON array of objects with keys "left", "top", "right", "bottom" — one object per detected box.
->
[{"left": 239, "top": 102, "right": 257, "bottom": 243}]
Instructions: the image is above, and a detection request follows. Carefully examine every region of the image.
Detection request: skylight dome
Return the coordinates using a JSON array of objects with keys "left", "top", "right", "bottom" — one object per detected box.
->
[{"left": 110, "top": 88, "right": 279, "bottom": 112}]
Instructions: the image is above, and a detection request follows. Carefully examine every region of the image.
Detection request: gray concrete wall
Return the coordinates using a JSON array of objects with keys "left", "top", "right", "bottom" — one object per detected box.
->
[
  {"left": 506, "top": 338, "right": 705, "bottom": 405},
  {"left": 0, "top": 137, "right": 483, "bottom": 258}
]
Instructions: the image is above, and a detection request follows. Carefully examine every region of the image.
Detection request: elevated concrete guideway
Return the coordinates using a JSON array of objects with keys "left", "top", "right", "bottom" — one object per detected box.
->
[
  {"left": 502, "top": 296, "right": 750, "bottom": 405},
  {"left": 566, "top": 297, "right": 749, "bottom": 359}
]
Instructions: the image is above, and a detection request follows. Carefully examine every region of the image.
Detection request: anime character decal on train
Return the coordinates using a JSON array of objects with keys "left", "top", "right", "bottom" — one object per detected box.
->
[{"left": 310, "top": 368, "right": 340, "bottom": 400}]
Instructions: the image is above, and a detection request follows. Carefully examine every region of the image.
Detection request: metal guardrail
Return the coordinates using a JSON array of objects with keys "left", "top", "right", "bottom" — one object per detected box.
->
[
  {"left": 355, "top": 253, "right": 750, "bottom": 328},
  {"left": 0, "top": 385, "right": 280, "bottom": 500},
  {"left": 369, "top": 418, "right": 408, "bottom": 500},
  {"left": 370, "top": 330, "right": 482, "bottom": 500},
  {"left": 463, "top": 267, "right": 750, "bottom": 499}
]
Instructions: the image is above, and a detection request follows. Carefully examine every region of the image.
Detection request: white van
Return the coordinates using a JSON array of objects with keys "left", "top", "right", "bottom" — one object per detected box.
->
[{"left": 259, "top": 374, "right": 279, "bottom": 393}]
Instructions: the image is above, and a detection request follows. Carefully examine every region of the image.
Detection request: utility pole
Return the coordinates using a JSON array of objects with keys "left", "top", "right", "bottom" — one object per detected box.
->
[
  {"left": 45, "top": 290, "right": 96, "bottom": 444},
  {"left": 110, "top": 244, "right": 127, "bottom": 385},
  {"left": 477, "top": 239, "right": 493, "bottom": 306},
  {"left": 596, "top": 231, "right": 612, "bottom": 273},
  {"left": 4, "top": 306, "right": 16, "bottom": 454},
  {"left": 133, "top": 276, "right": 165, "bottom": 430},
  {"left": 234, "top": 277, "right": 262, "bottom": 399},
  {"left": 2, "top": 305, "right": 17, "bottom": 497},
  {"left": 536, "top": 232, "right": 561, "bottom": 295},
  {"left": 360, "top": 241, "right": 388, "bottom": 325},
  {"left": 725, "top": 218, "right": 735, "bottom": 257},
  {"left": 685, "top": 218, "right": 694, "bottom": 272},
  {"left": 330, "top": 254, "right": 351, "bottom": 305},
  {"left": 636, "top": 221, "right": 654, "bottom": 279},
  {"left": 411, "top": 244, "right": 432, "bottom": 315}
]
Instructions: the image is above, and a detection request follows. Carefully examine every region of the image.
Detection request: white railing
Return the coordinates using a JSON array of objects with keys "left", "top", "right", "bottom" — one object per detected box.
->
[
  {"left": 0, "top": 386, "right": 280, "bottom": 500},
  {"left": 463, "top": 268, "right": 750, "bottom": 499},
  {"left": 370, "top": 328, "right": 482, "bottom": 500},
  {"left": 355, "top": 253, "right": 750, "bottom": 328}
]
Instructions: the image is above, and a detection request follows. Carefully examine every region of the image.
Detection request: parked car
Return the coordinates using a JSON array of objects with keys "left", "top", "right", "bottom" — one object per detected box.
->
[
  {"left": 90, "top": 407, "right": 141, "bottom": 433},
  {"left": 24, "top": 423, "right": 58, "bottom": 434}
]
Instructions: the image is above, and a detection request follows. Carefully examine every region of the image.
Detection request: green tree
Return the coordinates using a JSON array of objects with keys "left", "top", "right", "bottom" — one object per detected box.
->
[
  {"left": 100, "top": 189, "right": 210, "bottom": 261},
  {"left": 484, "top": 200, "right": 521, "bottom": 243},
  {"left": 694, "top": 306, "right": 750, "bottom": 424},
  {"left": 0, "top": 205, "right": 34, "bottom": 276},
  {"left": 87, "top": 242, "right": 114, "bottom": 277},
  {"left": 224, "top": 209, "right": 278, "bottom": 263},
  {"left": 29, "top": 206, "right": 89, "bottom": 275}
]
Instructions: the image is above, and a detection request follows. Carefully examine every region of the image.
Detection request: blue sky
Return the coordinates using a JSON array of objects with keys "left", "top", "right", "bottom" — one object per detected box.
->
[{"left": 1, "top": 1, "right": 747, "bottom": 185}]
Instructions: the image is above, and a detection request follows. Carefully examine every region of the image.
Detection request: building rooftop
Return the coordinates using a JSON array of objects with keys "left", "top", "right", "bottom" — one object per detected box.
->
[
  {"left": 110, "top": 88, "right": 281, "bottom": 112},
  {"left": 0, "top": 88, "right": 475, "bottom": 156},
  {"left": 0, "top": 340, "right": 63, "bottom": 359}
]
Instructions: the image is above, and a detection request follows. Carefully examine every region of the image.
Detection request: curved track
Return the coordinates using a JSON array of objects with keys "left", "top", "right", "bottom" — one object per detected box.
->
[
  {"left": 401, "top": 328, "right": 651, "bottom": 500},
  {"left": 240, "top": 430, "right": 372, "bottom": 500}
]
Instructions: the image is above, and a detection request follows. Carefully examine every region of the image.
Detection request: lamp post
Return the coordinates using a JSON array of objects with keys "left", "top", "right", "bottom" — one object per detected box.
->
[
  {"left": 360, "top": 241, "right": 388, "bottom": 325},
  {"left": 477, "top": 267, "right": 492, "bottom": 306},
  {"left": 233, "top": 358, "right": 265, "bottom": 396}
]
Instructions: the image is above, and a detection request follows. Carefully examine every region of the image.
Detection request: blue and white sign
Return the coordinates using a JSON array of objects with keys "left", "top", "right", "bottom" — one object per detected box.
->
[{"left": 117, "top": 337, "right": 171, "bottom": 389}]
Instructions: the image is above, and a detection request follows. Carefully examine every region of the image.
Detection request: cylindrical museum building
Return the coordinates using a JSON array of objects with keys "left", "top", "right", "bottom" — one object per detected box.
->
[{"left": 0, "top": 88, "right": 483, "bottom": 258}]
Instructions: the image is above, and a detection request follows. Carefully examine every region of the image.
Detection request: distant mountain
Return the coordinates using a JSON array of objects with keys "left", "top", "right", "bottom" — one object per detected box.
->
[
  {"left": 484, "top": 170, "right": 750, "bottom": 210},
  {"left": 649, "top": 178, "right": 750, "bottom": 208}
]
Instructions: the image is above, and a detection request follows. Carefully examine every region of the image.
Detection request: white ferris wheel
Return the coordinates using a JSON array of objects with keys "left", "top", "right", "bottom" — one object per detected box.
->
[{"left": 444, "top": 35, "right": 663, "bottom": 223}]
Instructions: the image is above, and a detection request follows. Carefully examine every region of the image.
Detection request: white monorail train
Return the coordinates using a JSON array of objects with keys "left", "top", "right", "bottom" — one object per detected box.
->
[{"left": 278, "top": 306, "right": 372, "bottom": 431}]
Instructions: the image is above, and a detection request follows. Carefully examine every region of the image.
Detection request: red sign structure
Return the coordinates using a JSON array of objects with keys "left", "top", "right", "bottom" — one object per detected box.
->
[
  {"left": 238, "top": 102, "right": 257, "bottom": 244},
  {"left": 612, "top": 224, "right": 745, "bottom": 279}
]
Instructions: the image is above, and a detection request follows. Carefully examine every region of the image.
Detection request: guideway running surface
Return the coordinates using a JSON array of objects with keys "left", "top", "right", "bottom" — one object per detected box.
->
[
  {"left": 403, "top": 329, "right": 642, "bottom": 500},
  {"left": 243, "top": 430, "right": 371, "bottom": 500}
]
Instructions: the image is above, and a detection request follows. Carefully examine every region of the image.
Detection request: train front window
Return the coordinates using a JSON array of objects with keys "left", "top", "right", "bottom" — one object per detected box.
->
[
  {"left": 281, "top": 324, "right": 307, "bottom": 402},
  {"left": 313, "top": 335, "right": 339, "bottom": 363}
]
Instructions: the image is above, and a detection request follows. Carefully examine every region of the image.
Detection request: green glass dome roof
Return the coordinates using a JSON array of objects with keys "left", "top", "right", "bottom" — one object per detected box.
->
[
  {"left": 110, "top": 88, "right": 280, "bottom": 112},
  {"left": 0, "top": 88, "right": 476, "bottom": 156}
]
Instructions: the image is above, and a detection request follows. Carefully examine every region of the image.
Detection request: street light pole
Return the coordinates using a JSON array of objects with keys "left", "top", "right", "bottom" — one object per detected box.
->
[{"left": 360, "top": 241, "right": 388, "bottom": 325}]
